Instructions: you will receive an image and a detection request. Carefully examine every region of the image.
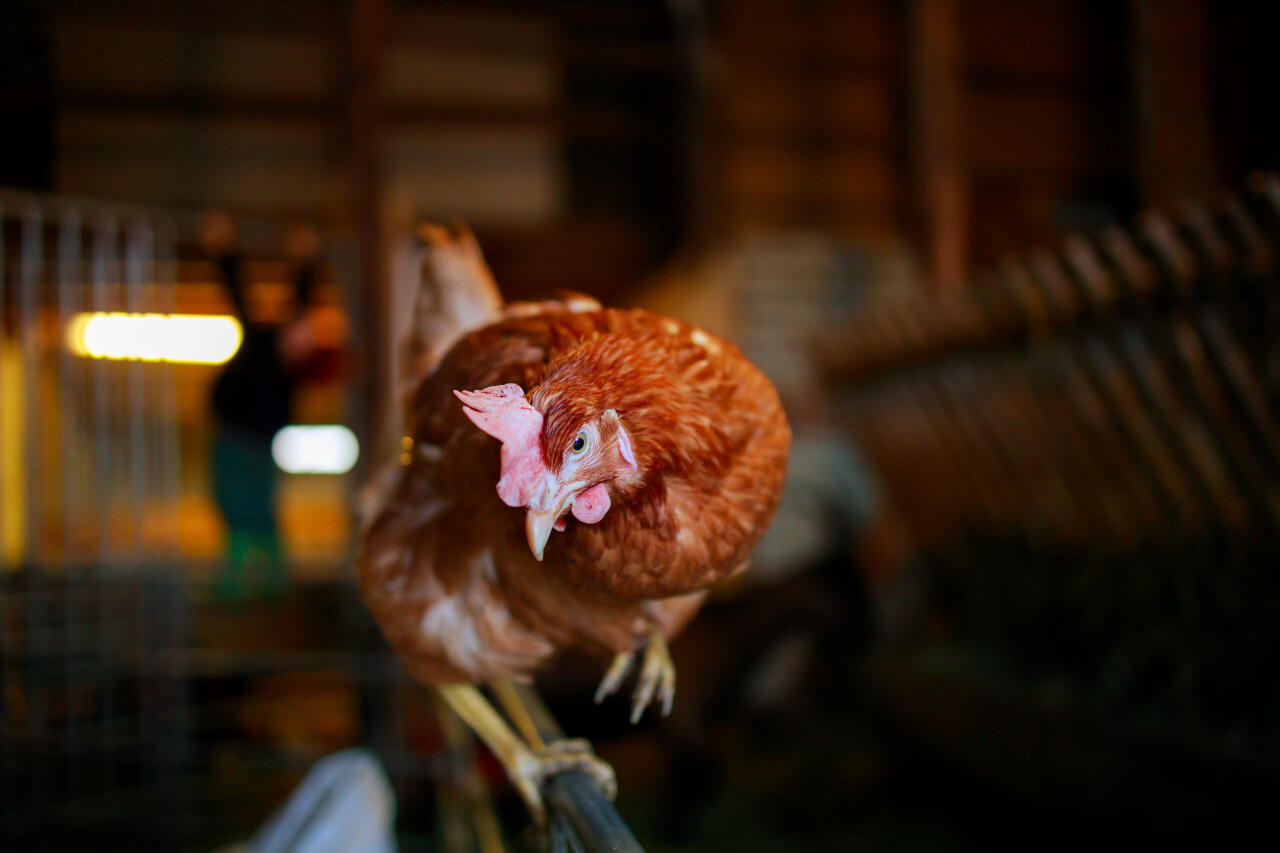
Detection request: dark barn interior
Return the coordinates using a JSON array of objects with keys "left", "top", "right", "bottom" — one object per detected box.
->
[{"left": 3, "top": 1, "right": 1280, "bottom": 851}]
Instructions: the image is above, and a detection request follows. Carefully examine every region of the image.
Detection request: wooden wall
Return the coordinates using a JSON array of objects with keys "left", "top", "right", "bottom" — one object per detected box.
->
[
  {"left": 961, "top": 0, "right": 1130, "bottom": 264},
  {"left": 52, "top": 0, "right": 563, "bottom": 225},
  {"left": 7, "top": 1, "right": 1277, "bottom": 295},
  {"left": 710, "top": 0, "right": 1135, "bottom": 275},
  {"left": 21, "top": 0, "right": 686, "bottom": 307},
  {"left": 714, "top": 0, "right": 905, "bottom": 244}
]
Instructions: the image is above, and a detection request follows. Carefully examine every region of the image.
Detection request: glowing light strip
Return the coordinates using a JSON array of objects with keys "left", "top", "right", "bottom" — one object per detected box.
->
[
  {"left": 67, "top": 313, "right": 242, "bottom": 364},
  {"left": 272, "top": 425, "right": 360, "bottom": 475}
]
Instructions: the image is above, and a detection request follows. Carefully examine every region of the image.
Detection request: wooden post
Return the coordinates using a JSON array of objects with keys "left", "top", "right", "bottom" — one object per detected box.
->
[
  {"left": 672, "top": 0, "right": 719, "bottom": 250},
  {"left": 0, "top": 0, "right": 55, "bottom": 190},
  {"left": 1130, "top": 0, "right": 1216, "bottom": 207},
  {"left": 345, "top": 0, "right": 391, "bottom": 464},
  {"left": 906, "top": 0, "right": 967, "bottom": 292}
]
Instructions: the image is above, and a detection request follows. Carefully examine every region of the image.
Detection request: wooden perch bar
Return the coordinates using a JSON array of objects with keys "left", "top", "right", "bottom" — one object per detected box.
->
[{"left": 507, "top": 682, "right": 646, "bottom": 853}]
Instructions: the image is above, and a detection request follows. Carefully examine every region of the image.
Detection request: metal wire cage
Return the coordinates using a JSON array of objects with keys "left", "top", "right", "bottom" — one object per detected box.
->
[
  {"left": 0, "top": 190, "right": 385, "bottom": 848},
  {"left": 2, "top": 568, "right": 195, "bottom": 844}
]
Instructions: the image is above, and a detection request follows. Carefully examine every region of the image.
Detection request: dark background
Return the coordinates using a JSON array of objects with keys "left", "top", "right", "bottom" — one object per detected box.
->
[{"left": 2, "top": 2, "right": 1279, "bottom": 851}]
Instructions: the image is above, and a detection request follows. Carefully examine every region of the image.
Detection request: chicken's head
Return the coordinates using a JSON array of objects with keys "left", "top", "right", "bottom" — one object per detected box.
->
[{"left": 454, "top": 383, "right": 636, "bottom": 560}]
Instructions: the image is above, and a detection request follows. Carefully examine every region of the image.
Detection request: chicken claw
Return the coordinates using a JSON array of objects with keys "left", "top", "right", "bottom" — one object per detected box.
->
[
  {"left": 593, "top": 628, "right": 677, "bottom": 723},
  {"left": 512, "top": 739, "right": 618, "bottom": 824},
  {"left": 594, "top": 651, "right": 635, "bottom": 704},
  {"left": 631, "top": 630, "right": 676, "bottom": 723}
]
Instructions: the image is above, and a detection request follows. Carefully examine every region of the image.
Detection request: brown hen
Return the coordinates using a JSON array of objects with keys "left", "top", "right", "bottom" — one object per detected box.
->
[{"left": 357, "top": 224, "right": 790, "bottom": 822}]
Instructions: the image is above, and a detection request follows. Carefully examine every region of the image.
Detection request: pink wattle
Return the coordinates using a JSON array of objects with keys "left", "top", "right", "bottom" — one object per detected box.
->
[{"left": 571, "top": 483, "right": 611, "bottom": 524}]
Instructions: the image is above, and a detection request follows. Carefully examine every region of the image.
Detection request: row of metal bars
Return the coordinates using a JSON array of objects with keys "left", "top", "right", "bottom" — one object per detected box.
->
[
  {"left": 0, "top": 188, "right": 195, "bottom": 843},
  {"left": 0, "top": 188, "right": 183, "bottom": 568},
  {"left": 823, "top": 175, "right": 1280, "bottom": 554}
]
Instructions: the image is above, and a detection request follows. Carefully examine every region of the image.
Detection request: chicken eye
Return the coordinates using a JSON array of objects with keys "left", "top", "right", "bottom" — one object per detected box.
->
[{"left": 570, "top": 432, "right": 587, "bottom": 454}]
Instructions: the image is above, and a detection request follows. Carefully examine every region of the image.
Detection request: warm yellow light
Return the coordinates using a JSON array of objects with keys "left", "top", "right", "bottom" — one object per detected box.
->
[{"left": 67, "top": 313, "right": 242, "bottom": 364}]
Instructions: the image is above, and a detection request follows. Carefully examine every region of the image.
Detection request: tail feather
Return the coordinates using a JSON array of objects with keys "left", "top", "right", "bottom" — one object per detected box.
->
[
  {"left": 398, "top": 222, "right": 504, "bottom": 408},
  {"left": 365, "top": 223, "right": 499, "bottom": 532},
  {"left": 395, "top": 223, "right": 603, "bottom": 410}
]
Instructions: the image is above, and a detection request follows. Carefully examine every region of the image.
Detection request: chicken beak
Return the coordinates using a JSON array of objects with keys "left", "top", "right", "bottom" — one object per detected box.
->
[{"left": 525, "top": 507, "right": 559, "bottom": 562}]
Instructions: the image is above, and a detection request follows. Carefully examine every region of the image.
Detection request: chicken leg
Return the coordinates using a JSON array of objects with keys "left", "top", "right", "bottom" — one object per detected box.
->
[
  {"left": 490, "top": 678, "right": 546, "bottom": 750},
  {"left": 436, "top": 683, "right": 617, "bottom": 825},
  {"left": 594, "top": 625, "right": 676, "bottom": 723},
  {"left": 431, "top": 690, "right": 505, "bottom": 853}
]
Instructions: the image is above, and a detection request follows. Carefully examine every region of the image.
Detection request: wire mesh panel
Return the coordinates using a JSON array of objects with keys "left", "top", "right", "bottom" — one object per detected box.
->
[
  {"left": 819, "top": 176, "right": 1280, "bottom": 764},
  {"left": 1, "top": 569, "right": 195, "bottom": 845},
  {"left": 0, "top": 191, "right": 372, "bottom": 849},
  {"left": 1, "top": 191, "right": 195, "bottom": 846}
]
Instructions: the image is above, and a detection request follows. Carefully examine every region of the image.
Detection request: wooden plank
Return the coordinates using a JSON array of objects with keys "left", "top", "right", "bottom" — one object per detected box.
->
[
  {"left": 54, "top": 0, "right": 340, "bottom": 39},
  {"left": 387, "top": 126, "right": 563, "bottom": 225},
  {"left": 345, "top": 0, "right": 391, "bottom": 463},
  {"left": 907, "top": 0, "right": 967, "bottom": 291},
  {"left": 1202, "top": 6, "right": 1280, "bottom": 184},
  {"left": 968, "top": 186, "right": 1062, "bottom": 264},
  {"left": 813, "top": 0, "right": 900, "bottom": 66},
  {"left": 1131, "top": 0, "right": 1216, "bottom": 206},
  {"left": 50, "top": 93, "right": 641, "bottom": 147},
  {"left": 55, "top": 109, "right": 571, "bottom": 224},
  {"left": 56, "top": 113, "right": 342, "bottom": 214},
  {"left": 967, "top": 91, "right": 1129, "bottom": 178},
  {"left": 721, "top": 72, "right": 898, "bottom": 147},
  {"left": 386, "top": 39, "right": 558, "bottom": 109},
  {"left": 825, "top": 75, "right": 901, "bottom": 142},
  {"left": 963, "top": 0, "right": 1126, "bottom": 84},
  {"left": 392, "top": 4, "right": 551, "bottom": 55},
  {"left": 726, "top": 196, "right": 905, "bottom": 245},
  {"left": 823, "top": 151, "right": 906, "bottom": 209},
  {"left": 723, "top": 143, "right": 807, "bottom": 202},
  {"left": 55, "top": 15, "right": 560, "bottom": 116},
  {"left": 477, "top": 220, "right": 653, "bottom": 303},
  {"left": 55, "top": 21, "right": 329, "bottom": 101},
  {"left": 720, "top": 0, "right": 898, "bottom": 68},
  {"left": 723, "top": 144, "right": 902, "bottom": 208}
]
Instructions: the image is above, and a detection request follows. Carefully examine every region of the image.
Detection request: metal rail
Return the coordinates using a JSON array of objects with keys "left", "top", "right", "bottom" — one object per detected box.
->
[
  {"left": 511, "top": 682, "right": 646, "bottom": 853},
  {"left": 818, "top": 174, "right": 1280, "bottom": 760},
  {"left": 818, "top": 173, "right": 1280, "bottom": 552}
]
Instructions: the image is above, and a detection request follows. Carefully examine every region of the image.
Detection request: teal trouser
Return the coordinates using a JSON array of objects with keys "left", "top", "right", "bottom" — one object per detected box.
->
[{"left": 212, "top": 426, "right": 287, "bottom": 600}]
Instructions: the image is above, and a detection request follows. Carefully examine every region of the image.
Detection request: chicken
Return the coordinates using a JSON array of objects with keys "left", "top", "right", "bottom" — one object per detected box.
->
[{"left": 357, "top": 224, "right": 791, "bottom": 822}]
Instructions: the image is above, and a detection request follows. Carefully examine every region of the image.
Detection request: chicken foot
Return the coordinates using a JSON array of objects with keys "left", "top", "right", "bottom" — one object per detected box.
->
[
  {"left": 436, "top": 683, "right": 617, "bottom": 825},
  {"left": 594, "top": 625, "right": 676, "bottom": 723}
]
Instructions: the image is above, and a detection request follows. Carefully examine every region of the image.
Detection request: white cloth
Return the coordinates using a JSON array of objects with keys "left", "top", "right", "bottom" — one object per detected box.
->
[{"left": 247, "top": 749, "right": 397, "bottom": 853}]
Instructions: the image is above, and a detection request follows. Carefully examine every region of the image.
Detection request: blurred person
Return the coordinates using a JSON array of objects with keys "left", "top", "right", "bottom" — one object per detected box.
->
[{"left": 203, "top": 211, "right": 322, "bottom": 600}]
